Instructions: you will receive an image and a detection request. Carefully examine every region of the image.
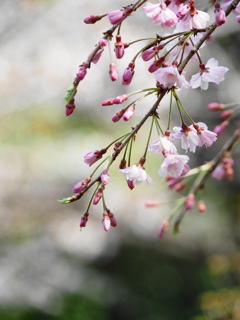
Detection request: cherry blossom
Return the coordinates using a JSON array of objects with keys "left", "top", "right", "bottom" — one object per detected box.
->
[
  {"left": 158, "top": 154, "right": 190, "bottom": 178},
  {"left": 149, "top": 135, "right": 177, "bottom": 155},
  {"left": 144, "top": 0, "right": 178, "bottom": 29},
  {"left": 190, "top": 58, "right": 229, "bottom": 90},
  {"left": 154, "top": 65, "right": 189, "bottom": 89},
  {"left": 193, "top": 122, "right": 217, "bottom": 147},
  {"left": 171, "top": 124, "right": 199, "bottom": 153},
  {"left": 119, "top": 164, "right": 152, "bottom": 190},
  {"left": 176, "top": 5, "right": 210, "bottom": 31}
]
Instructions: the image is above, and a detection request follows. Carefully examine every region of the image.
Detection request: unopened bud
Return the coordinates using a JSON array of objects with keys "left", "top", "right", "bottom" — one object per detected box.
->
[
  {"left": 158, "top": 220, "right": 169, "bottom": 238},
  {"left": 197, "top": 200, "right": 206, "bottom": 213},
  {"left": 207, "top": 102, "right": 225, "bottom": 111},
  {"left": 185, "top": 193, "right": 195, "bottom": 211}
]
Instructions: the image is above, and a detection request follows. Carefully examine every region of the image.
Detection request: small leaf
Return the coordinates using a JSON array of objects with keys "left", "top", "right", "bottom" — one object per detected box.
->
[
  {"left": 64, "top": 85, "right": 76, "bottom": 103},
  {"left": 58, "top": 197, "right": 72, "bottom": 204}
]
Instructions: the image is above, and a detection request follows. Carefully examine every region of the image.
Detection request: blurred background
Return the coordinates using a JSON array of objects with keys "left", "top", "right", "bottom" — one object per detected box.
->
[{"left": 0, "top": 0, "right": 240, "bottom": 319}]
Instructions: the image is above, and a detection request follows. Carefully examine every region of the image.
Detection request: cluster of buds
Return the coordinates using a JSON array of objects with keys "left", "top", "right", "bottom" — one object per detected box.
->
[{"left": 61, "top": 0, "right": 240, "bottom": 236}]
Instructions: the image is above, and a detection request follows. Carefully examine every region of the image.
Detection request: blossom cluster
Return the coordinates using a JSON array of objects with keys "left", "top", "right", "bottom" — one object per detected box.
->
[{"left": 61, "top": 0, "right": 240, "bottom": 237}]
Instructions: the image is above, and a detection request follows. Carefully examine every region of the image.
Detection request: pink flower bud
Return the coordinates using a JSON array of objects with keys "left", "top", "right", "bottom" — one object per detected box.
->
[
  {"left": 99, "top": 38, "right": 108, "bottom": 46},
  {"left": 142, "top": 45, "right": 163, "bottom": 61},
  {"left": 158, "top": 220, "right": 169, "bottom": 238},
  {"left": 114, "top": 35, "right": 125, "bottom": 59},
  {"left": 214, "top": 3, "right": 226, "bottom": 26},
  {"left": 77, "top": 64, "right": 88, "bottom": 81},
  {"left": 197, "top": 200, "right": 206, "bottom": 213},
  {"left": 148, "top": 57, "right": 165, "bottom": 73},
  {"left": 220, "top": 110, "right": 233, "bottom": 120},
  {"left": 66, "top": 99, "right": 75, "bottom": 116},
  {"left": 207, "top": 102, "right": 225, "bottom": 111},
  {"left": 123, "top": 104, "right": 135, "bottom": 121},
  {"left": 127, "top": 179, "right": 135, "bottom": 190},
  {"left": 102, "top": 212, "right": 111, "bottom": 231},
  {"left": 89, "top": 46, "right": 104, "bottom": 64},
  {"left": 122, "top": 62, "right": 135, "bottom": 86},
  {"left": 72, "top": 177, "right": 91, "bottom": 193},
  {"left": 101, "top": 170, "right": 110, "bottom": 185},
  {"left": 84, "top": 149, "right": 106, "bottom": 166},
  {"left": 145, "top": 200, "right": 161, "bottom": 207},
  {"left": 109, "top": 62, "right": 118, "bottom": 81},
  {"left": 80, "top": 212, "right": 89, "bottom": 228},
  {"left": 112, "top": 94, "right": 128, "bottom": 104},
  {"left": 107, "top": 5, "right": 133, "bottom": 25},
  {"left": 93, "top": 186, "right": 104, "bottom": 205},
  {"left": 102, "top": 98, "right": 114, "bottom": 106},
  {"left": 185, "top": 193, "right": 195, "bottom": 211},
  {"left": 112, "top": 110, "right": 124, "bottom": 122},
  {"left": 84, "top": 15, "right": 101, "bottom": 24},
  {"left": 107, "top": 210, "right": 117, "bottom": 227},
  {"left": 213, "top": 120, "right": 229, "bottom": 136}
]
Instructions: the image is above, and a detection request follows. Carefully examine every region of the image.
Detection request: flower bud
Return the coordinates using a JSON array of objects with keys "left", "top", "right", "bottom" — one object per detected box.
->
[
  {"left": 66, "top": 99, "right": 75, "bottom": 116},
  {"left": 109, "top": 62, "right": 118, "bottom": 81},
  {"left": 84, "top": 15, "right": 102, "bottom": 24},
  {"left": 80, "top": 212, "right": 89, "bottom": 228},
  {"left": 158, "top": 220, "right": 169, "bottom": 238},
  {"left": 185, "top": 193, "right": 195, "bottom": 211},
  {"left": 122, "top": 62, "right": 135, "bottom": 86},
  {"left": 207, "top": 102, "right": 225, "bottom": 111},
  {"left": 197, "top": 200, "right": 206, "bottom": 213},
  {"left": 102, "top": 212, "right": 111, "bottom": 231}
]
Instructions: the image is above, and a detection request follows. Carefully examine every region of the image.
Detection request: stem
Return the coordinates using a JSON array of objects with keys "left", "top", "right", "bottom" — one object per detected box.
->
[{"left": 174, "top": 129, "right": 240, "bottom": 231}]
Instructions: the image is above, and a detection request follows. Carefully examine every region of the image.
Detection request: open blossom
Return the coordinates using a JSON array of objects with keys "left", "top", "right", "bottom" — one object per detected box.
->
[
  {"left": 190, "top": 58, "right": 229, "bottom": 90},
  {"left": 158, "top": 154, "right": 190, "bottom": 178},
  {"left": 171, "top": 124, "right": 199, "bottom": 153},
  {"left": 119, "top": 164, "right": 152, "bottom": 190},
  {"left": 154, "top": 65, "right": 189, "bottom": 89},
  {"left": 194, "top": 122, "right": 217, "bottom": 147},
  {"left": 164, "top": 33, "right": 205, "bottom": 62},
  {"left": 144, "top": 0, "right": 178, "bottom": 28},
  {"left": 176, "top": 6, "right": 210, "bottom": 31},
  {"left": 149, "top": 136, "right": 177, "bottom": 155}
]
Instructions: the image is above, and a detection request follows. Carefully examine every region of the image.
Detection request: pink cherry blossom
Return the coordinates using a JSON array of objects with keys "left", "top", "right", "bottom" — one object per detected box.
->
[
  {"left": 149, "top": 135, "right": 177, "bottom": 155},
  {"left": 144, "top": 1, "right": 178, "bottom": 28},
  {"left": 193, "top": 122, "right": 217, "bottom": 147},
  {"left": 158, "top": 154, "right": 190, "bottom": 178},
  {"left": 154, "top": 65, "right": 189, "bottom": 89},
  {"left": 176, "top": 6, "right": 210, "bottom": 31},
  {"left": 171, "top": 124, "right": 199, "bottom": 152},
  {"left": 190, "top": 58, "right": 229, "bottom": 90},
  {"left": 119, "top": 164, "right": 152, "bottom": 190}
]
